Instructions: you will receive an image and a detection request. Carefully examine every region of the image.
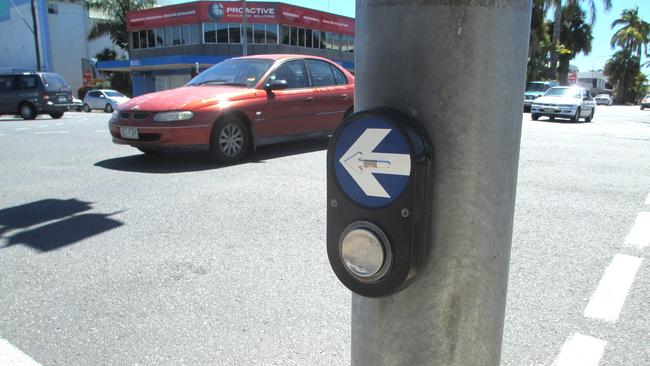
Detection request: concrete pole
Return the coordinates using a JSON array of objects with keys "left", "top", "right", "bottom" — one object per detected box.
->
[
  {"left": 30, "top": 0, "right": 41, "bottom": 71},
  {"left": 352, "top": 1, "right": 532, "bottom": 365}
]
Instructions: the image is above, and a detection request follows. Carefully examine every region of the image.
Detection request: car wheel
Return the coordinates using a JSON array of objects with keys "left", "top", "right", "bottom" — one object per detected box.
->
[
  {"left": 83, "top": 104, "right": 91, "bottom": 113},
  {"left": 585, "top": 109, "right": 594, "bottom": 122},
  {"left": 571, "top": 108, "right": 581, "bottom": 123},
  {"left": 210, "top": 116, "right": 249, "bottom": 163},
  {"left": 19, "top": 103, "right": 36, "bottom": 120},
  {"left": 531, "top": 113, "right": 540, "bottom": 121},
  {"left": 49, "top": 111, "right": 64, "bottom": 119},
  {"left": 641, "top": 106, "right": 645, "bottom": 110},
  {"left": 105, "top": 104, "right": 113, "bottom": 113}
]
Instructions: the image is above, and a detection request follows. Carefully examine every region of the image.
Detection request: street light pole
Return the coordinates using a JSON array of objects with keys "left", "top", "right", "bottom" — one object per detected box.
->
[
  {"left": 352, "top": 0, "right": 532, "bottom": 365},
  {"left": 30, "top": 0, "right": 41, "bottom": 71}
]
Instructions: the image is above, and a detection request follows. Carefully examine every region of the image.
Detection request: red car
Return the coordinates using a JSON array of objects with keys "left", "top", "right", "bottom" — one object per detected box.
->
[{"left": 109, "top": 54, "right": 354, "bottom": 163}]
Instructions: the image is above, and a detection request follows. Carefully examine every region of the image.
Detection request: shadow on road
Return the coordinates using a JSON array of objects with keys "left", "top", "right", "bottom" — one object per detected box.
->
[
  {"left": 0, "top": 199, "right": 122, "bottom": 252},
  {"left": 94, "top": 137, "right": 330, "bottom": 174}
]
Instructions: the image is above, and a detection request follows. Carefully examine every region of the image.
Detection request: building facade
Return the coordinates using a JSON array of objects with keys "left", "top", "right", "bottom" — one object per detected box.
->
[
  {"left": 97, "top": 1, "right": 355, "bottom": 97},
  {"left": 0, "top": 0, "right": 124, "bottom": 92}
]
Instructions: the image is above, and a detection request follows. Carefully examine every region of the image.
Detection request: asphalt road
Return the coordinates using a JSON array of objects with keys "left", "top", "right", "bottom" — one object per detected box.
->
[{"left": 0, "top": 107, "right": 648, "bottom": 365}]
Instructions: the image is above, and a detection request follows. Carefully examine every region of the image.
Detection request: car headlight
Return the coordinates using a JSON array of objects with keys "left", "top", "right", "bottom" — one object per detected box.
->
[{"left": 153, "top": 111, "right": 194, "bottom": 122}]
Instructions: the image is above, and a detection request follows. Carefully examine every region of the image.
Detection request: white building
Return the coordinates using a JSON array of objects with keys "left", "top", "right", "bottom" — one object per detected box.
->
[
  {"left": 0, "top": 0, "right": 124, "bottom": 92},
  {"left": 576, "top": 71, "right": 609, "bottom": 91}
]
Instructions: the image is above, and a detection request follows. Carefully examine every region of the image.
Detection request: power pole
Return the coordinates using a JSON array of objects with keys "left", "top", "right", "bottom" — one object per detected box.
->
[
  {"left": 242, "top": 0, "right": 248, "bottom": 56},
  {"left": 350, "top": 1, "right": 532, "bottom": 365},
  {"left": 30, "top": 0, "right": 41, "bottom": 71}
]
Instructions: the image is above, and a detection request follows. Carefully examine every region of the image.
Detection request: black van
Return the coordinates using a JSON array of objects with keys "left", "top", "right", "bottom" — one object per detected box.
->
[{"left": 0, "top": 72, "right": 74, "bottom": 120}]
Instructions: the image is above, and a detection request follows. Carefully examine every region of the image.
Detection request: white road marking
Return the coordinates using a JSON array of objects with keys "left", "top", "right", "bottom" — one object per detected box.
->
[
  {"left": 12, "top": 127, "right": 29, "bottom": 131},
  {"left": 645, "top": 193, "right": 650, "bottom": 205},
  {"left": 552, "top": 333, "right": 607, "bottom": 366},
  {"left": 0, "top": 338, "right": 42, "bottom": 366},
  {"left": 34, "top": 131, "right": 70, "bottom": 135},
  {"left": 624, "top": 212, "right": 650, "bottom": 249},
  {"left": 584, "top": 254, "right": 642, "bottom": 322}
]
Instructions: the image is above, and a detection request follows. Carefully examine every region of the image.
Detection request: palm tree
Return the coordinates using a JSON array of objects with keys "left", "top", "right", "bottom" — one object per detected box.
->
[
  {"left": 87, "top": 0, "right": 155, "bottom": 52},
  {"left": 610, "top": 7, "right": 650, "bottom": 61},
  {"left": 528, "top": 0, "right": 551, "bottom": 81},
  {"left": 548, "top": 0, "right": 611, "bottom": 80},
  {"left": 557, "top": 4, "right": 593, "bottom": 85}
]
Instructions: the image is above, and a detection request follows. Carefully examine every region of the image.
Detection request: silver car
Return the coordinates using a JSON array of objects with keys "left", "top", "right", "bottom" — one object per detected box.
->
[
  {"left": 83, "top": 89, "right": 130, "bottom": 113},
  {"left": 531, "top": 86, "right": 596, "bottom": 122}
]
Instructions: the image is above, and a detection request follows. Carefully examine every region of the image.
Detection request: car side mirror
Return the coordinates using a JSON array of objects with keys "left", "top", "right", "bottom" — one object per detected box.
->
[{"left": 264, "top": 80, "right": 288, "bottom": 92}]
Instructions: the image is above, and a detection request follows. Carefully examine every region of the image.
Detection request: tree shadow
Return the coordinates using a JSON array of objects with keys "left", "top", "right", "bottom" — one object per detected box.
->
[
  {"left": 94, "top": 137, "right": 330, "bottom": 174},
  {"left": 0, "top": 199, "right": 123, "bottom": 252}
]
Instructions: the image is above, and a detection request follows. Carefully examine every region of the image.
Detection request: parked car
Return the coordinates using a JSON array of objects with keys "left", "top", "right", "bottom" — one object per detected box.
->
[
  {"left": 0, "top": 71, "right": 73, "bottom": 120},
  {"left": 71, "top": 97, "right": 83, "bottom": 111},
  {"left": 594, "top": 94, "right": 613, "bottom": 106},
  {"left": 524, "top": 80, "right": 559, "bottom": 111},
  {"left": 83, "top": 89, "right": 130, "bottom": 113},
  {"left": 109, "top": 54, "right": 355, "bottom": 163},
  {"left": 640, "top": 95, "right": 650, "bottom": 110},
  {"left": 531, "top": 86, "right": 596, "bottom": 122}
]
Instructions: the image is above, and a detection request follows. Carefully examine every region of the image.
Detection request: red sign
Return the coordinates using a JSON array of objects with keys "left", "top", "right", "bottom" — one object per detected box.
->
[{"left": 127, "top": 1, "right": 354, "bottom": 35}]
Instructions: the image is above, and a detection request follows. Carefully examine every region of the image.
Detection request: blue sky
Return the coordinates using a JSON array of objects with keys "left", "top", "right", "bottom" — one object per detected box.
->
[{"left": 159, "top": 0, "right": 649, "bottom": 74}]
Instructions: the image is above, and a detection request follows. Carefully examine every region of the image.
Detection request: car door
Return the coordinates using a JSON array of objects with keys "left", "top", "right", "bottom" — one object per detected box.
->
[
  {"left": 258, "top": 59, "right": 317, "bottom": 138},
  {"left": 581, "top": 90, "right": 594, "bottom": 116},
  {"left": 304, "top": 59, "right": 353, "bottom": 131},
  {"left": 0, "top": 75, "right": 15, "bottom": 114}
]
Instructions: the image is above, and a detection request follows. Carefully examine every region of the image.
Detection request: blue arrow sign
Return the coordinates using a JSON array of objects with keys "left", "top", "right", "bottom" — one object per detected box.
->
[{"left": 333, "top": 115, "right": 412, "bottom": 208}]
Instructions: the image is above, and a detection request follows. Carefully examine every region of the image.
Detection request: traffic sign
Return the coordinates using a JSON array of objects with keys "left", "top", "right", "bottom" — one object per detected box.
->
[{"left": 333, "top": 115, "right": 412, "bottom": 208}]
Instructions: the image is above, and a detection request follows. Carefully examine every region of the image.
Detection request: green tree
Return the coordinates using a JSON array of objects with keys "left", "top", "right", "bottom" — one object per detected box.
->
[
  {"left": 557, "top": 4, "right": 593, "bottom": 85},
  {"left": 610, "top": 7, "right": 650, "bottom": 61},
  {"left": 93, "top": 48, "right": 132, "bottom": 97},
  {"left": 528, "top": 0, "right": 552, "bottom": 81},
  {"left": 603, "top": 49, "right": 640, "bottom": 103},
  {"left": 87, "top": 0, "right": 155, "bottom": 52}
]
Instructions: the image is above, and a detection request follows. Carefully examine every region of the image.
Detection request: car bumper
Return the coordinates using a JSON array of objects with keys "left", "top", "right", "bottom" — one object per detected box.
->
[
  {"left": 523, "top": 100, "right": 535, "bottom": 107},
  {"left": 37, "top": 102, "right": 74, "bottom": 113},
  {"left": 109, "top": 120, "right": 213, "bottom": 150},
  {"left": 531, "top": 105, "right": 577, "bottom": 118}
]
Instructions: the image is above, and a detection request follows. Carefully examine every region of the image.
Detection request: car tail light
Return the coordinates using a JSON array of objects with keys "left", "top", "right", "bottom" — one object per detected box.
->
[{"left": 42, "top": 93, "right": 49, "bottom": 100}]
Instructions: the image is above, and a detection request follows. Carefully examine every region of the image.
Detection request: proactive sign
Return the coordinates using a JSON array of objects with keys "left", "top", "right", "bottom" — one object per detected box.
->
[{"left": 327, "top": 108, "right": 433, "bottom": 297}]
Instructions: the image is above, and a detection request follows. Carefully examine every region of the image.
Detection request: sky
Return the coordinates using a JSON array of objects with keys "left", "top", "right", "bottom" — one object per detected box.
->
[{"left": 158, "top": 0, "right": 649, "bottom": 74}]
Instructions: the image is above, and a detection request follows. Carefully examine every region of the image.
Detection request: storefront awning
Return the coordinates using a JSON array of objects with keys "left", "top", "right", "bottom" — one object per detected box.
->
[{"left": 96, "top": 55, "right": 230, "bottom": 72}]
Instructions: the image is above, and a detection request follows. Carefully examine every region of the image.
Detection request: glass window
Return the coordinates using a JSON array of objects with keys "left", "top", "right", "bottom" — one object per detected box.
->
[
  {"left": 332, "top": 33, "right": 341, "bottom": 51},
  {"left": 340, "top": 35, "right": 348, "bottom": 52},
  {"left": 281, "top": 25, "right": 290, "bottom": 45},
  {"left": 139, "top": 30, "right": 147, "bottom": 48},
  {"left": 348, "top": 36, "right": 354, "bottom": 53},
  {"left": 325, "top": 32, "right": 333, "bottom": 50},
  {"left": 0, "top": 76, "right": 14, "bottom": 91},
  {"left": 305, "top": 29, "right": 313, "bottom": 48},
  {"left": 189, "top": 24, "right": 200, "bottom": 44},
  {"left": 155, "top": 28, "right": 164, "bottom": 47},
  {"left": 313, "top": 31, "right": 320, "bottom": 49},
  {"left": 173, "top": 26, "right": 182, "bottom": 45},
  {"left": 204, "top": 23, "right": 216, "bottom": 43},
  {"left": 17, "top": 75, "right": 38, "bottom": 89},
  {"left": 331, "top": 65, "right": 348, "bottom": 84},
  {"left": 182, "top": 24, "right": 190, "bottom": 45},
  {"left": 266, "top": 24, "right": 278, "bottom": 44},
  {"left": 253, "top": 23, "right": 265, "bottom": 44},
  {"left": 41, "top": 73, "right": 68, "bottom": 90},
  {"left": 243, "top": 24, "right": 253, "bottom": 44},
  {"left": 187, "top": 58, "right": 274, "bottom": 88},
  {"left": 132, "top": 32, "right": 140, "bottom": 49},
  {"left": 267, "top": 60, "right": 309, "bottom": 89},
  {"left": 290, "top": 27, "right": 297, "bottom": 46},
  {"left": 306, "top": 59, "right": 336, "bottom": 87},
  {"left": 164, "top": 26, "right": 172, "bottom": 46},
  {"left": 229, "top": 23, "right": 241, "bottom": 43},
  {"left": 298, "top": 28, "right": 306, "bottom": 47},
  {"left": 217, "top": 23, "right": 229, "bottom": 43},
  {"left": 320, "top": 31, "right": 326, "bottom": 49},
  {"left": 147, "top": 29, "right": 155, "bottom": 48}
]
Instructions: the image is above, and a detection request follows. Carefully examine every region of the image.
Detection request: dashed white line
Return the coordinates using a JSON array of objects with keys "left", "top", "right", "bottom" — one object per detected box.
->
[
  {"left": 12, "top": 127, "right": 29, "bottom": 131},
  {"left": 552, "top": 333, "right": 607, "bottom": 366},
  {"left": 584, "top": 254, "right": 642, "bottom": 322},
  {"left": 624, "top": 212, "right": 650, "bottom": 249},
  {"left": 33, "top": 131, "right": 70, "bottom": 135},
  {"left": 0, "top": 338, "right": 42, "bottom": 366}
]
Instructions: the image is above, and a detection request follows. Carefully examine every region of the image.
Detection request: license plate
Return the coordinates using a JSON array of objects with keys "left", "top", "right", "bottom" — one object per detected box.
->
[
  {"left": 545, "top": 108, "right": 554, "bottom": 113},
  {"left": 59, "top": 96, "right": 66, "bottom": 102},
  {"left": 120, "top": 127, "right": 139, "bottom": 140}
]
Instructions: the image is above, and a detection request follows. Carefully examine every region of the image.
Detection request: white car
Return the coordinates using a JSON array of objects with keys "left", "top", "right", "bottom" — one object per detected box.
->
[
  {"left": 83, "top": 89, "right": 130, "bottom": 113},
  {"left": 531, "top": 86, "right": 596, "bottom": 122},
  {"left": 594, "top": 94, "right": 613, "bottom": 106}
]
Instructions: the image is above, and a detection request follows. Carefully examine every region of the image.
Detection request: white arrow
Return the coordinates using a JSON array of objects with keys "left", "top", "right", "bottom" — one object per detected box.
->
[{"left": 339, "top": 128, "right": 411, "bottom": 198}]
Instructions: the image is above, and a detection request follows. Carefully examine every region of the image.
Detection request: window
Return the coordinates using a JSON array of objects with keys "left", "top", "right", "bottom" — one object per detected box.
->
[
  {"left": 340, "top": 35, "right": 348, "bottom": 52},
  {"left": 164, "top": 26, "right": 172, "bottom": 46},
  {"left": 268, "top": 60, "right": 309, "bottom": 89},
  {"left": 313, "top": 31, "right": 321, "bottom": 49},
  {"left": 0, "top": 76, "right": 14, "bottom": 91},
  {"left": 229, "top": 23, "right": 241, "bottom": 43},
  {"left": 204, "top": 23, "right": 216, "bottom": 43},
  {"left": 331, "top": 33, "right": 340, "bottom": 51},
  {"left": 189, "top": 23, "right": 200, "bottom": 44},
  {"left": 348, "top": 36, "right": 354, "bottom": 53},
  {"left": 306, "top": 60, "right": 336, "bottom": 87},
  {"left": 290, "top": 27, "right": 297, "bottom": 46},
  {"left": 298, "top": 28, "right": 306, "bottom": 47},
  {"left": 147, "top": 29, "right": 155, "bottom": 48},
  {"left": 325, "top": 32, "right": 333, "bottom": 50},
  {"left": 281, "top": 25, "right": 290, "bottom": 45},
  {"left": 139, "top": 30, "right": 148, "bottom": 48},
  {"left": 155, "top": 28, "right": 164, "bottom": 47},
  {"left": 132, "top": 32, "right": 140, "bottom": 49},
  {"left": 331, "top": 65, "right": 348, "bottom": 84},
  {"left": 182, "top": 24, "right": 190, "bottom": 45},
  {"left": 217, "top": 23, "right": 229, "bottom": 43},
  {"left": 306, "top": 29, "right": 313, "bottom": 48},
  {"left": 253, "top": 24, "right": 265, "bottom": 44},
  {"left": 266, "top": 24, "right": 278, "bottom": 44},
  {"left": 17, "top": 75, "right": 38, "bottom": 89},
  {"left": 244, "top": 24, "right": 253, "bottom": 44},
  {"left": 172, "top": 25, "right": 182, "bottom": 45},
  {"left": 320, "top": 31, "right": 326, "bottom": 49}
]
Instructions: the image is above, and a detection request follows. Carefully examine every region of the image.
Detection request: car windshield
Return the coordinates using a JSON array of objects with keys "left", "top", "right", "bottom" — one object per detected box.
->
[
  {"left": 526, "top": 82, "right": 550, "bottom": 92},
  {"left": 544, "top": 87, "right": 581, "bottom": 98},
  {"left": 187, "top": 59, "right": 274, "bottom": 88},
  {"left": 104, "top": 91, "right": 124, "bottom": 97},
  {"left": 41, "top": 73, "right": 69, "bottom": 90}
]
